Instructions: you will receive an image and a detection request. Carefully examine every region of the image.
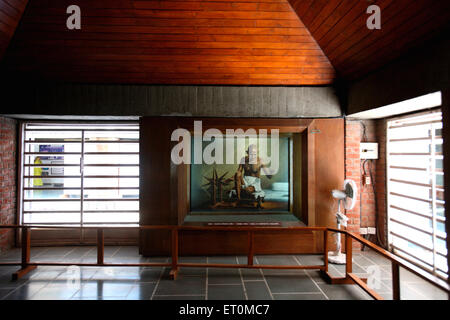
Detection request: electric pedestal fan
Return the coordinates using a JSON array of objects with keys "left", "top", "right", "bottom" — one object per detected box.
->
[{"left": 328, "top": 179, "right": 357, "bottom": 264}]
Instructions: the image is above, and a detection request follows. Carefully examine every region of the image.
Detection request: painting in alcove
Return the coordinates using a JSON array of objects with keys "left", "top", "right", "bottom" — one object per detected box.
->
[{"left": 190, "top": 136, "right": 291, "bottom": 213}]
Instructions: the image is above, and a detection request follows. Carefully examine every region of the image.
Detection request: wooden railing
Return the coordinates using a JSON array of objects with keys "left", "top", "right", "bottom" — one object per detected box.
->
[{"left": 0, "top": 224, "right": 448, "bottom": 300}]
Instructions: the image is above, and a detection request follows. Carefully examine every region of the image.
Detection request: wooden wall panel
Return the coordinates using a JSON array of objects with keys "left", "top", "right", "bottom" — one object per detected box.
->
[
  {"left": 312, "top": 118, "right": 344, "bottom": 251},
  {"left": 0, "top": 0, "right": 28, "bottom": 59},
  {"left": 289, "top": 0, "right": 450, "bottom": 81},
  {"left": 3, "top": 0, "right": 335, "bottom": 85}
]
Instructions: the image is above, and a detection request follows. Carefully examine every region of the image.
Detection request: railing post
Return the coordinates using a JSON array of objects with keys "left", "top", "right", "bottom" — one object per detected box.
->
[
  {"left": 97, "top": 228, "right": 104, "bottom": 265},
  {"left": 170, "top": 227, "right": 179, "bottom": 280},
  {"left": 323, "top": 229, "right": 328, "bottom": 272},
  {"left": 12, "top": 226, "right": 37, "bottom": 280},
  {"left": 21, "top": 227, "right": 31, "bottom": 268},
  {"left": 392, "top": 261, "right": 401, "bottom": 300},
  {"left": 345, "top": 233, "right": 352, "bottom": 275},
  {"left": 247, "top": 231, "right": 254, "bottom": 266}
]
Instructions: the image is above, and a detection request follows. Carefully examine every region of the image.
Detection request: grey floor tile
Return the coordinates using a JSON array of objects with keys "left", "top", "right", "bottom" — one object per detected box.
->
[
  {"left": 240, "top": 268, "right": 264, "bottom": 281},
  {"left": 353, "top": 253, "right": 377, "bottom": 267},
  {"left": 29, "top": 270, "right": 64, "bottom": 281},
  {"left": 29, "top": 284, "right": 79, "bottom": 300},
  {"left": 0, "top": 287, "right": 17, "bottom": 299},
  {"left": 295, "top": 254, "right": 324, "bottom": 266},
  {"left": 261, "top": 268, "right": 306, "bottom": 276},
  {"left": 153, "top": 295, "right": 205, "bottom": 300},
  {"left": 73, "top": 281, "right": 134, "bottom": 298},
  {"left": 318, "top": 283, "right": 371, "bottom": 300},
  {"left": 208, "top": 268, "right": 241, "bottom": 285},
  {"left": 146, "top": 256, "right": 170, "bottom": 263},
  {"left": 179, "top": 256, "right": 207, "bottom": 264},
  {"left": 155, "top": 275, "right": 206, "bottom": 296},
  {"left": 403, "top": 282, "right": 448, "bottom": 300},
  {"left": 2, "top": 282, "right": 48, "bottom": 300},
  {"left": 328, "top": 261, "right": 367, "bottom": 274},
  {"left": 208, "top": 256, "right": 238, "bottom": 264},
  {"left": 265, "top": 274, "right": 320, "bottom": 294},
  {"left": 0, "top": 246, "right": 444, "bottom": 301},
  {"left": 91, "top": 267, "right": 141, "bottom": 280},
  {"left": 305, "top": 270, "right": 326, "bottom": 284},
  {"left": 362, "top": 251, "right": 391, "bottom": 266},
  {"left": 208, "top": 284, "right": 245, "bottom": 300},
  {"left": 273, "top": 293, "right": 326, "bottom": 300},
  {"left": 255, "top": 255, "right": 298, "bottom": 266},
  {"left": 137, "top": 267, "right": 164, "bottom": 282},
  {"left": 179, "top": 267, "right": 207, "bottom": 276},
  {"left": 126, "top": 283, "right": 157, "bottom": 300},
  {"left": 244, "top": 281, "right": 272, "bottom": 300},
  {"left": 399, "top": 284, "right": 429, "bottom": 300},
  {"left": 379, "top": 292, "right": 393, "bottom": 300},
  {"left": 54, "top": 267, "right": 99, "bottom": 281}
]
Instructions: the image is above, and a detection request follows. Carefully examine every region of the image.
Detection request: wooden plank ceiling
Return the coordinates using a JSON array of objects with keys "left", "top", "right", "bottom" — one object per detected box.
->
[
  {"left": 2, "top": 0, "right": 336, "bottom": 85},
  {"left": 0, "top": 0, "right": 28, "bottom": 59},
  {"left": 289, "top": 0, "right": 450, "bottom": 80},
  {"left": 2, "top": 0, "right": 449, "bottom": 85}
]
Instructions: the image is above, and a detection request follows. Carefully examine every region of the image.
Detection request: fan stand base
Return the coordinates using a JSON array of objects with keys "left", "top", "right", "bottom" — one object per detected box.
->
[{"left": 327, "top": 251, "right": 347, "bottom": 265}]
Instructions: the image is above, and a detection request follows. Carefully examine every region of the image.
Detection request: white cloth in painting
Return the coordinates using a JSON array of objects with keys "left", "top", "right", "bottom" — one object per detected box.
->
[{"left": 242, "top": 176, "right": 265, "bottom": 199}]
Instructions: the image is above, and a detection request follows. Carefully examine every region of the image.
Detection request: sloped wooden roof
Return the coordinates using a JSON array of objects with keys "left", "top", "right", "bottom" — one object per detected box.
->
[
  {"left": 289, "top": 0, "right": 450, "bottom": 80},
  {"left": 0, "top": 0, "right": 28, "bottom": 58},
  {"left": 2, "top": 0, "right": 335, "bottom": 85},
  {"left": 1, "top": 0, "right": 449, "bottom": 85}
]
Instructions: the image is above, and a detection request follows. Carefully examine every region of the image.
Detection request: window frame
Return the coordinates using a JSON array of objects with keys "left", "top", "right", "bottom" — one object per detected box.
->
[
  {"left": 17, "top": 120, "right": 140, "bottom": 234},
  {"left": 386, "top": 108, "right": 447, "bottom": 280}
]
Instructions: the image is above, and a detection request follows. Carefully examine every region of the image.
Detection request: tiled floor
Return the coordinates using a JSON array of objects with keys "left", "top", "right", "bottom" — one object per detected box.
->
[{"left": 0, "top": 246, "right": 447, "bottom": 300}]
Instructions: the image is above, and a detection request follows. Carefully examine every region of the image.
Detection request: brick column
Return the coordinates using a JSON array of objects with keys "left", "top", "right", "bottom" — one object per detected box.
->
[
  {"left": 344, "top": 119, "right": 387, "bottom": 249},
  {"left": 0, "top": 117, "right": 17, "bottom": 254}
]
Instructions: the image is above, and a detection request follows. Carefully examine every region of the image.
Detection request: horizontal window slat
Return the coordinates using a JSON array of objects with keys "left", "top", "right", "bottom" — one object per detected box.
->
[
  {"left": 84, "top": 140, "right": 138, "bottom": 143},
  {"left": 25, "top": 129, "right": 138, "bottom": 132},
  {"left": 23, "top": 198, "right": 138, "bottom": 202},
  {"left": 390, "top": 178, "right": 431, "bottom": 188},
  {"left": 391, "top": 245, "right": 434, "bottom": 268},
  {"left": 390, "top": 217, "right": 433, "bottom": 237},
  {"left": 25, "top": 164, "right": 79, "bottom": 167},
  {"left": 390, "top": 231, "right": 433, "bottom": 252},
  {"left": 390, "top": 205, "right": 432, "bottom": 220},
  {"left": 389, "top": 165, "right": 427, "bottom": 171},
  {"left": 389, "top": 137, "right": 432, "bottom": 142},
  {"left": 23, "top": 210, "right": 138, "bottom": 214},
  {"left": 23, "top": 211, "right": 80, "bottom": 214},
  {"left": 24, "top": 152, "right": 81, "bottom": 155},
  {"left": 23, "top": 222, "right": 139, "bottom": 226},
  {"left": 388, "top": 120, "right": 441, "bottom": 129},
  {"left": 23, "top": 175, "right": 80, "bottom": 179},
  {"left": 24, "top": 139, "right": 138, "bottom": 144},
  {"left": 84, "top": 175, "right": 139, "bottom": 179},
  {"left": 83, "top": 152, "right": 139, "bottom": 155},
  {"left": 390, "top": 192, "right": 431, "bottom": 203},
  {"left": 389, "top": 153, "right": 431, "bottom": 156},
  {"left": 25, "top": 140, "right": 81, "bottom": 144},
  {"left": 23, "top": 187, "right": 138, "bottom": 191},
  {"left": 83, "top": 164, "right": 139, "bottom": 167}
]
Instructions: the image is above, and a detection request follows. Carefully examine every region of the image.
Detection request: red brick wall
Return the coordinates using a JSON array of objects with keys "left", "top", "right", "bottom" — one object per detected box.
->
[
  {"left": 345, "top": 119, "right": 387, "bottom": 249},
  {"left": 0, "top": 117, "right": 17, "bottom": 254}
]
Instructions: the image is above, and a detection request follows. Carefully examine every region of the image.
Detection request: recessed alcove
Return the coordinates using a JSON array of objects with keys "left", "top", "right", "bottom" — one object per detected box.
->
[{"left": 139, "top": 117, "right": 344, "bottom": 256}]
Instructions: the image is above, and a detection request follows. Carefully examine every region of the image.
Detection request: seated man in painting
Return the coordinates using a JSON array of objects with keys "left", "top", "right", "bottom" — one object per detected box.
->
[{"left": 231, "top": 144, "right": 273, "bottom": 202}]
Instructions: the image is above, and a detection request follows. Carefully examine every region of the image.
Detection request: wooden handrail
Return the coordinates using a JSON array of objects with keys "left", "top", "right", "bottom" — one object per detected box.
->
[
  {"left": 347, "top": 231, "right": 449, "bottom": 293},
  {"left": 0, "top": 224, "right": 448, "bottom": 299},
  {"left": 0, "top": 224, "right": 327, "bottom": 232}
]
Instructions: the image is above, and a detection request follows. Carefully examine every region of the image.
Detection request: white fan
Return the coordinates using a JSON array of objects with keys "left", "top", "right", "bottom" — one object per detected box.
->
[{"left": 328, "top": 179, "right": 357, "bottom": 264}]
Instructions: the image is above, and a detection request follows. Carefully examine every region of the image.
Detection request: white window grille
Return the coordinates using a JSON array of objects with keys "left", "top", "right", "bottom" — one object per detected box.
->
[
  {"left": 19, "top": 122, "right": 139, "bottom": 229},
  {"left": 387, "top": 110, "right": 447, "bottom": 280}
]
